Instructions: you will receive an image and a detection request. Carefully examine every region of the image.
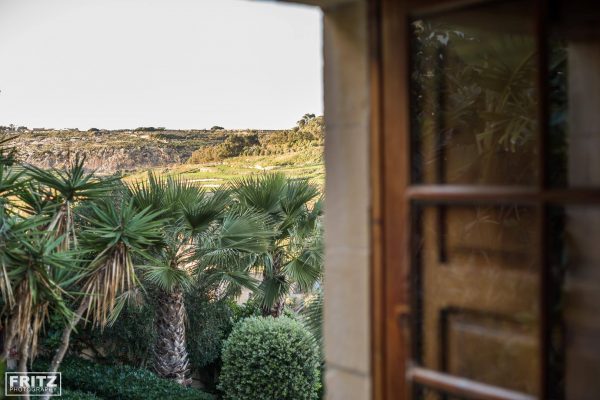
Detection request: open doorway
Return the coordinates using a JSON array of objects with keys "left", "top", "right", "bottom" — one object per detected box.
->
[{"left": 0, "top": 1, "right": 326, "bottom": 398}]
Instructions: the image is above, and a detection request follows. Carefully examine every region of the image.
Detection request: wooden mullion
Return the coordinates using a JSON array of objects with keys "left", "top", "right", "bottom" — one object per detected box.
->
[
  {"left": 369, "top": 0, "right": 385, "bottom": 398},
  {"left": 406, "top": 185, "right": 600, "bottom": 204},
  {"left": 381, "top": 0, "right": 412, "bottom": 398},
  {"left": 408, "top": 367, "right": 536, "bottom": 400}
]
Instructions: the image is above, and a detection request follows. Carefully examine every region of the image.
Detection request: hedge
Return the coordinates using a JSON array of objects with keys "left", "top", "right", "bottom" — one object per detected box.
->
[
  {"left": 219, "top": 316, "right": 320, "bottom": 400},
  {"left": 35, "top": 358, "right": 214, "bottom": 400},
  {"left": 61, "top": 389, "right": 102, "bottom": 400}
]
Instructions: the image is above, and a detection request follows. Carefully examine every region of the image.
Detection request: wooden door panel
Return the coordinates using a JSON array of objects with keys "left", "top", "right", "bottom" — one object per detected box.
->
[
  {"left": 445, "top": 311, "right": 539, "bottom": 394},
  {"left": 417, "top": 205, "right": 540, "bottom": 396}
]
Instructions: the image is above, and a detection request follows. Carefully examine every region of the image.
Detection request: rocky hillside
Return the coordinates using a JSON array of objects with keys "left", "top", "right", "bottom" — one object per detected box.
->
[{"left": 10, "top": 128, "right": 275, "bottom": 174}]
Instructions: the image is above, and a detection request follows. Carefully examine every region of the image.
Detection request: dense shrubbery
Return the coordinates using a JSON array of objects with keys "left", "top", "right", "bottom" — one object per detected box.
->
[
  {"left": 35, "top": 358, "right": 214, "bottom": 400},
  {"left": 188, "top": 115, "right": 324, "bottom": 164},
  {"left": 67, "top": 299, "right": 157, "bottom": 367},
  {"left": 189, "top": 134, "right": 260, "bottom": 163},
  {"left": 185, "top": 292, "right": 234, "bottom": 390},
  {"left": 134, "top": 126, "right": 166, "bottom": 131},
  {"left": 61, "top": 389, "right": 102, "bottom": 400},
  {"left": 42, "top": 288, "right": 234, "bottom": 381},
  {"left": 219, "top": 316, "right": 321, "bottom": 400}
]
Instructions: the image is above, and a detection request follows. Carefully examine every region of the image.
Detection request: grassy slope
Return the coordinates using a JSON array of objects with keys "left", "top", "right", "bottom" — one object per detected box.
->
[{"left": 124, "top": 145, "right": 324, "bottom": 187}]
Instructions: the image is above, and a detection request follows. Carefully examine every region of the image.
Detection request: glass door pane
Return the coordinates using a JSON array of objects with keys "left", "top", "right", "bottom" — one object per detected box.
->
[
  {"left": 410, "top": 0, "right": 538, "bottom": 185},
  {"left": 549, "top": 205, "right": 600, "bottom": 400},
  {"left": 548, "top": 0, "right": 600, "bottom": 187},
  {"left": 413, "top": 204, "right": 540, "bottom": 395}
]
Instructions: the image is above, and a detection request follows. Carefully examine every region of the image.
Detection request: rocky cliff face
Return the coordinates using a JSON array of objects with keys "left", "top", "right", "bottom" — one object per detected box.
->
[
  {"left": 12, "top": 129, "right": 223, "bottom": 174},
  {"left": 19, "top": 145, "right": 187, "bottom": 174}
]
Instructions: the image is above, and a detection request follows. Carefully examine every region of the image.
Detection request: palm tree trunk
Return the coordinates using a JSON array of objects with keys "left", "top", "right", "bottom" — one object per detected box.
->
[
  {"left": 154, "top": 289, "right": 190, "bottom": 386},
  {"left": 261, "top": 251, "right": 285, "bottom": 317},
  {"left": 262, "top": 300, "right": 284, "bottom": 317}
]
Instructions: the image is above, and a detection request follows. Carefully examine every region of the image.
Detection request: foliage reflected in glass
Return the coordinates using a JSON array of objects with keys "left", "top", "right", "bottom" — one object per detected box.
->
[
  {"left": 411, "top": 1, "right": 538, "bottom": 185},
  {"left": 549, "top": 205, "right": 600, "bottom": 399},
  {"left": 548, "top": 2, "right": 600, "bottom": 187}
]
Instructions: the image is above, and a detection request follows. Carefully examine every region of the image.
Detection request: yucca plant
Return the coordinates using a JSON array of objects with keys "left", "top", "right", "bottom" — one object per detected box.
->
[
  {"left": 0, "top": 157, "right": 169, "bottom": 399},
  {"left": 0, "top": 142, "right": 163, "bottom": 397},
  {"left": 232, "top": 173, "right": 323, "bottom": 317},
  {"left": 26, "top": 155, "right": 116, "bottom": 250},
  {"left": 45, "top": 199, "right": 165, "bottom": 378},
  {"left": 2, "top": 231, "right": 79, "bottom": 372}
]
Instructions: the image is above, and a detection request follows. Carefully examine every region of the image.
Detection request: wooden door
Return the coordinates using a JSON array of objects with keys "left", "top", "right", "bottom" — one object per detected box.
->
[{"left": 371, "top": 0, "right": 600, "bottom": 399}]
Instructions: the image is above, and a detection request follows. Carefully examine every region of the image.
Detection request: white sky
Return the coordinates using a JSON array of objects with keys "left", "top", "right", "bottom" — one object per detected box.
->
[{"left": 0, "top": 0, "right": 322, "bottom": 130}]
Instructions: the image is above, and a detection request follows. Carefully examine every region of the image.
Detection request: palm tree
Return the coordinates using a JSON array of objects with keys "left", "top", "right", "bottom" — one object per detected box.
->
[
  {"left": 3, "top": 157, "right": 165, "bottom": 387},
  {"left": 125, "top": 174, "right": 271, "bottom": 385},
  {"left": 232, "top": 173, "right": 323, "bottom": 317},
  {"left": 0, "top": 146, "right": 95, "bottom": 384}
]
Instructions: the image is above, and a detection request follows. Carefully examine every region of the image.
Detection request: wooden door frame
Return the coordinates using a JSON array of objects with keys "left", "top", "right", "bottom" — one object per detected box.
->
[
  {"left": 368, "top": 1, "right": 544, "bottom": 398},
  {"left": 369, "top": 0, "right": 411, "bottom": 399},
  {"left": 368, "top": 1, "right": 600, "bottom": 399}
]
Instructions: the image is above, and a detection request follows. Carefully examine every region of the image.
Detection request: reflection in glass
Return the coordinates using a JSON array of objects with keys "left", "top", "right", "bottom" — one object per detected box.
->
[
  {"left": 548, "top": 2, "right": 600, "bottom": 187},
  {"left": 549, "top": 206, "right": 600, "bottom": 399},
  {"left": 413, "top": 384, "right": 468, "bottom": 400},
  {"left": 414, "top": 205, "right": 539, "bottom": 395},
  {"left": 411, "top": 1, "right": 538, "bottom": 185}
]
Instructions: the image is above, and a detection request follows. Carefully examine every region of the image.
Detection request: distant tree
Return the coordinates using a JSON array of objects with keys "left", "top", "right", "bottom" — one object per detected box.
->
[
  {"left": 211, "top": 126, "right": 224, "bottom": 131},
  {"left": 297, "top": 113, "right": 316, "bottom": 127},
  {"left": 88, "top": 128, "right": 100, "bottom": 132},
  {"left": 188, "top": 134, "right": 259, "bottom": 164}
]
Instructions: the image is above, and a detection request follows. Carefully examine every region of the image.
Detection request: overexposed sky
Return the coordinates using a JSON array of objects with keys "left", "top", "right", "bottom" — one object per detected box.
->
[{"left": 0, "top": 0, "right": 322, "bottom": 130}]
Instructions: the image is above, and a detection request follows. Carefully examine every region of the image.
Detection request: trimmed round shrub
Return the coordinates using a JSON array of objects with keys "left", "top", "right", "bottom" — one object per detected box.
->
[{"left": 219, "top": 316, "right": 320, "bottom": 400}]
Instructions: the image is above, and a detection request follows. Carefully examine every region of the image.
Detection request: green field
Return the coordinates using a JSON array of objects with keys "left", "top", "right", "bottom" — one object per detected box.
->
[{"left": 124, "top": 146, "right": 324, "bottom": 187}]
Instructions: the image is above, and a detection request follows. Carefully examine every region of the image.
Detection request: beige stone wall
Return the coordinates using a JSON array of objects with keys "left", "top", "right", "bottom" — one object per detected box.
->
[{"left": 322, "top": 1, "right": 371, "bottom": 399}]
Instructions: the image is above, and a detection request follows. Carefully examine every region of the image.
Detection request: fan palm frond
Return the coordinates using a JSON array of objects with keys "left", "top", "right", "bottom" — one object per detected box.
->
[
  {"left": 301, "top": 289, "right": 323, "bottom": 344},
  {"left": 231, "top": 173, "right": 286, "bottom": 215},
  {"left": 197, "top": 211, "right": 272, "bottom": 269},
  {"left": 180, "top": 188, "right": 230, "bottom": 235},
  {"left": 280, "top": 178, "right": 319, "bottom": 219},
  {"left": 256, "top": 274, "right": 289, "bottom": 311}
]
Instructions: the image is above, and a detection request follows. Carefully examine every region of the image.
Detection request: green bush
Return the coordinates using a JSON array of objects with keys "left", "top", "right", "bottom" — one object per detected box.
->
[
  {"left": 43, "top": 287, "right": 231, "bottom": 381},
  {"left": 186, "top": 293, "right": 233, "bottom": 369},
  {"left": 219, "top": 316, "right": 320, "bottom": 400},
  {"left": 35, "top": 358, "right": 214, "bottom": 400},
  {"left": 61, "top": 389, "right": 102, "bottom": 400},
  {"left": 185, "top": 292, "right": 234, "bottom": 391}
]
